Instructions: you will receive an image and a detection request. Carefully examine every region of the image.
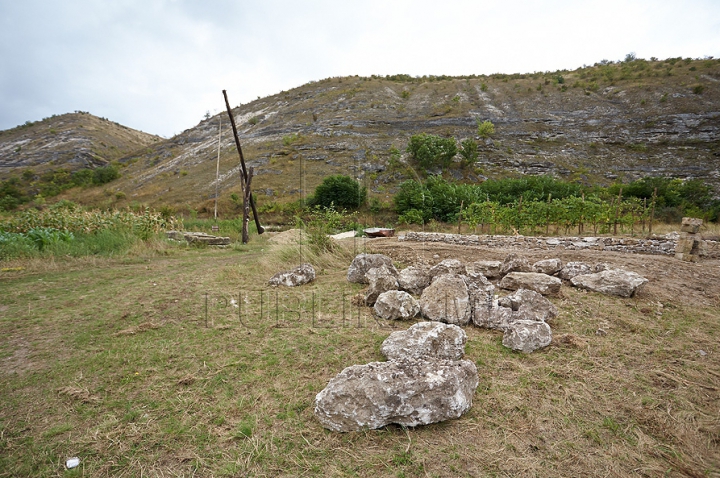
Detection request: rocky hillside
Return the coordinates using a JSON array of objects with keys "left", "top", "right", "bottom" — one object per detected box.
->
[
  {"left": 8, "top": 58, "right": 720, "bottom": 213},
  {"left": 0, "top": 112, "right": 162, "bottom": 176}
]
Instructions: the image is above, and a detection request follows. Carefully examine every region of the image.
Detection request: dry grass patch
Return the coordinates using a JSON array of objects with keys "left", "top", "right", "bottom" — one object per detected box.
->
[{"left": 0, "top": 240, "right": 718, "bottom": 476}]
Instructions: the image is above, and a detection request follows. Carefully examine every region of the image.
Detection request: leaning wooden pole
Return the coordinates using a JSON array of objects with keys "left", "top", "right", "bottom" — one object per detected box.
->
[
  {"left": 242, "top": 167, "right": 254, "bottom": 244},
  {"left": 222, "top": 90, "right": 264, "bottom": 234}
]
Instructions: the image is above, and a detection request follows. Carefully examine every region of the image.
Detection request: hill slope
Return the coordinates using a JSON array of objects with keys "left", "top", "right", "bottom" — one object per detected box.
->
[
  {"left": 9, "top": 58, "right": 720, "bottom": 214},
  {"left": 0, "top": 112, "right": 162, "bottom": 176}
]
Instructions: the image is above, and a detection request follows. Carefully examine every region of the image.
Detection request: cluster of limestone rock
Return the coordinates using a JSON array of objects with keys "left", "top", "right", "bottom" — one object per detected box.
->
[
  {"left": 314, "top": 322, "right": 478, "bottom": 432},
  {"left": 263, "top": 250, "right": 651, "bottom": 432},
  {"left": 347, "top": 253, "right": 647, "bottom": 346},
  {"left": 312, "top": 252, "right": 649, "bottom": 432}
]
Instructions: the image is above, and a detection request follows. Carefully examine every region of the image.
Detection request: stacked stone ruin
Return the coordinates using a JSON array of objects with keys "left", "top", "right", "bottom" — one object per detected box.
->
[
  {"left": 675, "top": 217, "right": 703, "bottom": 262},
  {"left": 399, "top": 230, "right": 720, "bottom": 259}
]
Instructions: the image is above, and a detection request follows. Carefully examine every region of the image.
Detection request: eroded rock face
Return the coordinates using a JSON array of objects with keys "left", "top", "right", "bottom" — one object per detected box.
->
[
  {"left": 557, "top": 262, "right": 594, "bottom": 280},
  {"left": 533, "top": 258, "right": 563, "bottom": 275},
  {"left": 268, "top": 263, "right": 316, "bottom": 287},
  {"left": 467, "top": 261, "right": 503, "bottom": 279},
  {"left": 462, "top": 271, "right": 496, "bottom": 306},
  {"left": 374, "top": 290, "right": 420, "bottom": 320},
  {"left": 419, "top": 274, "right": 471, "bottom": 325},
  {"left": 501, "top": 253, "right": 533, "bottom": 275},
  {"left": 365, "top": 265, "right": 399, "bottom": 306},
  {"left": 398, "top": 266, "right": 430, "bottom": 295},
  {"left": 498, "top": 289, "right": 558, "bottom": 323},
  {"left": 429, "top": 259, "right": 467, "bottom": 281},
  {"left": 347, "top": 254, "right": 396, "bottom": 284},
  {"left": 499, "top": 272, "right": 561, "bottom": 296},
  {"left": 472, "top": 302, "right": 515, "bottom": 330},
  {"left": 570, "top": 269, "right": 648, "bottom": 297},
  {"left": 502, "top": 320, "right": 552, "bottom": 353},
  {"left": 380, "top": 322, "right": 466, "bottom": 361},
  {"left": 314, "top": 359, "right": 479, "bottom": 432}
]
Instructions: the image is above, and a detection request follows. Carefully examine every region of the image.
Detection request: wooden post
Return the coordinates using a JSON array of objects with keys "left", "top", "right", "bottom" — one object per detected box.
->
[
  {"left": 242, "top": 167, "right": 254, "bottom": 244},
  {"left": 222, "top": 90, "right": 264, "bottom": 234}
]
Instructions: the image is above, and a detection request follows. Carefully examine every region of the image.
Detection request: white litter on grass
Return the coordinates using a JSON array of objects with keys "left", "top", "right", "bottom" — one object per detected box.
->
[
  {"left": 330, "top": 231, "right": 356, "bottom": 240},
  {"left": 66, "top": 457, "right": 80, "bottom": 469}
]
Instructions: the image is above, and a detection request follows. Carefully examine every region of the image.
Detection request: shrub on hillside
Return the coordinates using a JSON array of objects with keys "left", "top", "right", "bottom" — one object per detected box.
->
[
  {"left": 310, "top": 175, "right": 366, "bottom": 209},
  {"left": 477, "top": 120, "right": 495, "bottom": 138},
  {"left": 406, "top": 133, "right": 457, "bottom": 169}
]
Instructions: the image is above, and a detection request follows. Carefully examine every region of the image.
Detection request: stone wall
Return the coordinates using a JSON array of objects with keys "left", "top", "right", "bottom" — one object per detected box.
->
[{"left": 398, "top": 232, "right": 720, "bottom": 259}]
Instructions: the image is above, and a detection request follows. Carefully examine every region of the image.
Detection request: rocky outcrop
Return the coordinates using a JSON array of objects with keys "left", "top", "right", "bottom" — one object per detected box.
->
[
  {"left": 380, "top": 322, "right": 467, "bottom": 361},
  {"left": 499, "top": 272, "right": 562, "bottom": 296},
  {"left": 397, "top": 266, "right": 430, "bottom": 295},
  {"left": 313, "top": 358, "right": 478, "bottom": 432},
  {"left": 533, "top": 258, "right": 563, "bottom": 275},
  {"left": 347, "top": 254, "right": 396, "bottom": 284},
  {"left": 268, "top": 263, "right": 316, "bottom": 287},
  {"left": 498, "top": 288, "right": 558, "bottom": 323},
  {"left": 364, "top": 265, "right": 399, "bottom": 306},
  {"left": 373, "top": 290, "right": 420, "bottom": 320},
  {"left": 502, "top": 320, "right": 553, "bottom": 353},
  {"left": 557, "top": 262, "right": 594, "bottom": 280},
  {"left": 467, "top": 260, "right": 503, "bottom": 279},
  {"left": 428, "top": 259, "right": 467, "bottom": 281},
  {"left": 419, "top": 274, "right": 472, "bottom": 325},
  {"left": 500, "top": 253, "right": 533, "bottom": 275},
  {"left": 570, "top": 269, "right": 648, "bottom": 297}
]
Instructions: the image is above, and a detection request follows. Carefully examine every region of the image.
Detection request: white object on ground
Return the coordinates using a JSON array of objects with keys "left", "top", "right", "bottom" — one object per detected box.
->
[{"left": 66, "top": 457, "right": 80, "bottom": 469}]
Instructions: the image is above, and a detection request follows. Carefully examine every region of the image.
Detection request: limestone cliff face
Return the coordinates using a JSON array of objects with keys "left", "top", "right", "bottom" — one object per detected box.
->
[{"left": 3, "top": 58, "right": 719, "bottom": 209}]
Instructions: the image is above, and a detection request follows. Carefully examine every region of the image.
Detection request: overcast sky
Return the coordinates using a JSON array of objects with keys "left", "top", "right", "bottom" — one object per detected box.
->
[{"left": 1, "top": 0, "right": 719, "bottom": 138}]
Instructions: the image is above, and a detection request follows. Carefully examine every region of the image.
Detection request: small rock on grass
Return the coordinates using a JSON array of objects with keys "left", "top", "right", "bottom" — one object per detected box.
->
[
  {"left": 380, "top": 322, "right": 467, "bottom": 361},
  {"left": 314, "top": 358, "right": 478, "bottom": 432},
  {"left": 502, "top": 320, "right": 552, "bottom": 353},
  {"left": 268, "top": 263, "right": 316, "bottom": 287},
  {"left": 373, "top": 290, "right": 419, "bottom": 320},
  {"left": 347, "top": 253, "right": 396, "bottom": 284}
]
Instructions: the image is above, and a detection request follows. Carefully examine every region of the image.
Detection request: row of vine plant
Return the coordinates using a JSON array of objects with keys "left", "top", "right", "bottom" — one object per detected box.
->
[{"left": 394, "top": 176, "right": 717, "bottom": 236}]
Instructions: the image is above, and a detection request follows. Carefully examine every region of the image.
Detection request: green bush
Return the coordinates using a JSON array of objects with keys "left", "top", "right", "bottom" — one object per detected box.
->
[
  {"left": 406, "top": 133, "right": 457, "bottom": 169},
  {"left": 477, "top": 120, "right": 495, "bottom": 138},
  {"left": 310, "top": 175, "right": 366, "bottom": 209},
  {"left": 459, "top": 139, "right": 478, "bottom": 165},
  {"left": 93, "top": 165, "right": 120, "bottom": 185}
]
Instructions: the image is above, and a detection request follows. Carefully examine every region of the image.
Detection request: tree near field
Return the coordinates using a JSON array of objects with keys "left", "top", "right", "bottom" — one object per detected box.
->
[
  {"left": 311, "top": 175, "right": 366, "bottom": 209},
  {"left": 406, "top": 133, "right": 458, "bottom": 169}
]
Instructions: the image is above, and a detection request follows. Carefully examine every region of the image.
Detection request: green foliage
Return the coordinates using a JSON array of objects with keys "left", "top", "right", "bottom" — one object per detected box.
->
[
  {"left": 477, "top": 120, "right": 495, "bottom": 138},
  {"left": 282, "top": 133, "right": 300, "bottom": 146},
  {"left": 406, "top": 133, "right": 458, "bottom": 169},
  {"left": 459, "top": 139, "right": 478, "bottom": 165},
  {"left": 248, "top": 116, "right": 260, "bottom": 125},
  {"left": 692, "top": 84, "right": 705, "bottom": 94},
  {"left": 92, "top": 165, "right": 120, "bottom": 185},
  {"left": 310, "top": 175, "right": 366, "bottom": 210},
  {"left": 300, "top": 205, "right": 357, "bottom": 253}
]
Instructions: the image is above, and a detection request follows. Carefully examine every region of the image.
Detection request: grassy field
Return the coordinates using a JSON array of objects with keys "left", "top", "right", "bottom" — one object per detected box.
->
[{"left": 1, "top": 233, "right": 718, "bottom": 477}]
